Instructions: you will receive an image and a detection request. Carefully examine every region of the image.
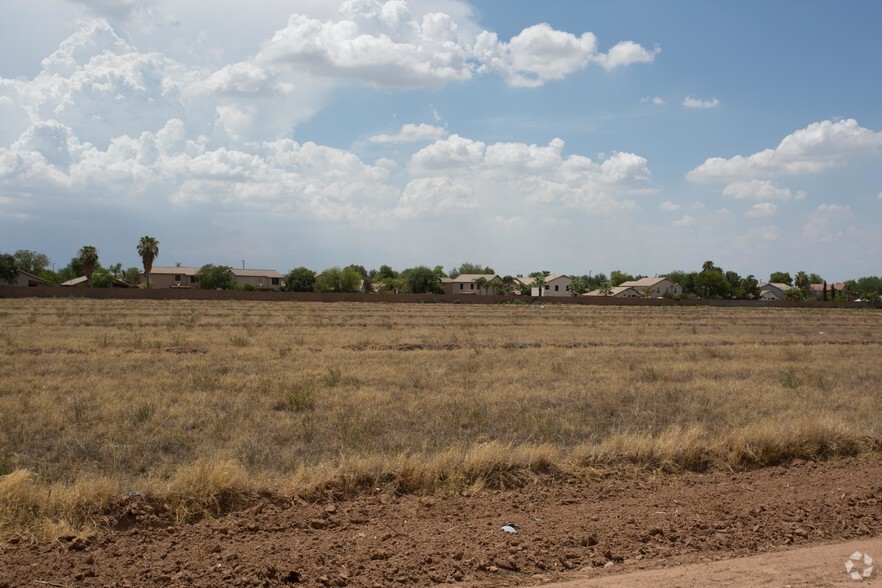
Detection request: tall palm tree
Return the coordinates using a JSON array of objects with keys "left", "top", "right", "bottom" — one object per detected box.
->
[
  {"left": 78, "top": 246, "right": 99, "bottom": 287},
  {"left": 137, "top": 236, "right": 160, "bottom": 288}
]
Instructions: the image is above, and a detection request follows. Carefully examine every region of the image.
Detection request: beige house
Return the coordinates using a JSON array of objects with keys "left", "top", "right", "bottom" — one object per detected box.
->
[
  {"left": 618, "top": 277, "right": 682, "bottom": 297},
  {"left": 527, "top": 274, "right": 573, "bottom": 297},
  {"left": 585, "top": 286, "right": 642, "bottom": 298},
  {"left": 809, "top": 282, "right": 846, "bottom": 301},
  {"left": 758, "top": 282, "right": 792, "bottom": 300},
  {"left": 443, "top": 274, "right": 502, "bottom": 295},
  {"left": 231, "top": 268, "right": 283, "bottom": 291},
  {"left": 140, "top": 266, "right": 199, "bottom": 288},
  {"left": 7, "top": 270, "right": 46, "bottom": 287}
]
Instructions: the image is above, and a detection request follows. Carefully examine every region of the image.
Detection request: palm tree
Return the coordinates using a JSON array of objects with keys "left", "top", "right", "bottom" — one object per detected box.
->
[
  {"left": 78, "top": 246, "right": 99, "bottom": 287},
  {"left": 794, "top": 271, "right": 809, "bottom": 296},
  {"left": 137, "top": 236, "right": 160, "bottom": 288}
]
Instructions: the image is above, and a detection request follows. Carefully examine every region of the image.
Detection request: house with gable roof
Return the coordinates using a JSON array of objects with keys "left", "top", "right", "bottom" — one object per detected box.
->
[
  {"left": 758, "top": 282, "right": 792, "bottom": 300},
  {"left": 618, "top": 277, "right": 682, "bottom": 297},
  {"left": 442, "top": 274, "right": 502, "bottom": 296}
]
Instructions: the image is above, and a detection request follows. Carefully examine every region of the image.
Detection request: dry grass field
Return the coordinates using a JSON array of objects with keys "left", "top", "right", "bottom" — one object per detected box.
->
[{"left": 1, "top": 298, "right": 880, "bottom": 536}]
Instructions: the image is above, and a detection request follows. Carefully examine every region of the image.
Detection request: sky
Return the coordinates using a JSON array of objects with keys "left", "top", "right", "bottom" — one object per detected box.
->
[{"left": 1, "top": 0, "right": 881, "bottom": 281}]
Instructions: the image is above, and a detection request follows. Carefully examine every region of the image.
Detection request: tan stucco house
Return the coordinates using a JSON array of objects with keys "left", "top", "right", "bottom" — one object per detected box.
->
[
  {"left": 527, "top": 274, "right": 573, "bottom": 297},
  {"left": 231, "top": 268, "right": 283, "bottom": 291},
  {"left": 140, "top": 266, "right": 200, "bottom": 288},
  {"left": 618, "top": 277, "right": 682, "bottom": 297},
  {"left": 443, "top": 274, "right": 502, "bottom": 296},
  {"left": 7, "top": 270, "right": 46, "bottom": 287}
]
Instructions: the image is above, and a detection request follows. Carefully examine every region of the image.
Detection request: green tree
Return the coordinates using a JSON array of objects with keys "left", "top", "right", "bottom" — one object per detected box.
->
[
  {"left": 598, "top": 281, "right": 613, "bottom": 296},
  {"left": 90, "top": 268, "right": 114, "bottom": 288},
  {"left": 531, "top": 273, "right": 547, "bottom": 297},
  {"left": 695, "top": 268, "right": 731, "bottom": 298},
  {"left": 702, "top": 260, "right": 721, "bottom": 273},
  {"left": 123, "top": 267, "right": 141, "bottom": 286},
  {"left": 78, "top": 246, "right": 99, "bottom": 287},
  {"left": 401, "top": 266, "right": 443, "bottom": 294},
  {"left": 449, "top": 262, "right": 494, "bottom": 279},
  {"left": 784, "top": 288, "right": 804, "bottom": 301},
  {"left": 346, "top": 264, "right": 371, "bottom": 292},
  {"left": 794, "top": 271, "right": 810, "bottom": 296},
  {"left": 769, "top": 271, "right": 793, "bottom": 286},
  {"left": 136, "top": 236, "right": 160, "bottom": 288},
  {"left": 13, "top": 250, "right": 50, "bottom": 274},
  {"left": 375, "top": 264, "right": 398, "bottom": 282},
  {"left": 738, "top": 275, "right": 760, "bottom": 299},
  {"left": 283, "top": 267, "right": 316, "bottom": 292},
  {"left": 570, "top": 276, "right": 590, "bottom": 295},
  {"left": 609, "top": 270, "right": 634, "bottom": 287},
  {"left": 195, "top": 264, "right": 234, "bottom": 290},
  {"left": 314, "top": 267, "right": 362, "bottom": 293},
  {"left": 0, "top": 253, "right": 17, "bottom": 284}
]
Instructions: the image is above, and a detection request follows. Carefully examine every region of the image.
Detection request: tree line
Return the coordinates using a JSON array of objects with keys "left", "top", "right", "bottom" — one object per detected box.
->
[{"left": 2, "top": 245, "right": 881, "bottom": 301}]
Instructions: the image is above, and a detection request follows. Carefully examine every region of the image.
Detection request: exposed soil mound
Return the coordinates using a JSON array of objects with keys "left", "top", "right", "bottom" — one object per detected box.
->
[{"left": 2, "top": 456, "right": 881, "bottom": 587}]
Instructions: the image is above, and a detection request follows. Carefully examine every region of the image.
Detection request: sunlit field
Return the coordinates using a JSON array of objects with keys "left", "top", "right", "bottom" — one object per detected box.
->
[{"left": 1, "top": 299, "right": 880, "bottom": 535}]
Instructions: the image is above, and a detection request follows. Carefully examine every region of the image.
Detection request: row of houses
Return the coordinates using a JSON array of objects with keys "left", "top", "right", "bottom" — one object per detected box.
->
[
  {"left": 4, "top": 266, "right": 284, "bottom": 290},
  {"left": 758, "top": 282, "right": 848, "bottom": 301},
  {"left": 4, "top": 266, "right": 850, "bottom": 301}
]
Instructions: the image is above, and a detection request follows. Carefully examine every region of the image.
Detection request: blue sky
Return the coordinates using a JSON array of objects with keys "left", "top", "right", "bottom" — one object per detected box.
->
[{"left": 1, "top": 0, "right": 880, "bottom": 281}]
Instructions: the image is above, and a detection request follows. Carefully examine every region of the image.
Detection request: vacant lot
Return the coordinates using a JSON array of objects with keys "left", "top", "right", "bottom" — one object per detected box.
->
[{"left": 1, "top": 299, "right": 880, "bottom": 537}]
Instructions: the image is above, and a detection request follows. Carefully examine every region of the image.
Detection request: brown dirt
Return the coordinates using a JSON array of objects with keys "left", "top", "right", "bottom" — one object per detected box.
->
[{"left": 2, "top": 457, "right": 881, "bottom": 588}]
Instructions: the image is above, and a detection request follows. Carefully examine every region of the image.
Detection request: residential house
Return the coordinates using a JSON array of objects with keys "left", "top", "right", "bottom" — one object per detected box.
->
[
  {"left": 809, "top": 283, "right": 846, "bottom": 301},
  {"left": 140, "top": 266, "right": 199, "bottom": 288},
  {"left": 7, "top": 270, "right": 46, "bottom": 287},
  {"left": 231, "top": 268, "right": 284, "bottom": 291},
  {"left": 758, "top": 282, "right": 792, "bottom": 300},
  {"left": 584, "top": 286, "right": 642, "bottom": 298},
  {"left": 443, "top": 274, "right": 502, "bottom": 296},
  {"left": 529, "top": 274, "right": 573, "bottom": 297},
  {"left": 61, "top": 276, "right": 131, "bottom": 288},
  {"left": 618, "top": 277, "right": 682, "bottom": 297}
]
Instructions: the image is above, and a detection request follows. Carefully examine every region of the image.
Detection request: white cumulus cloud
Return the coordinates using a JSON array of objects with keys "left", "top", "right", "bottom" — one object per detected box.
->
[
  {"left": 660, "top": 200, "right": 681, "bottom": 211},
  {"left": 594, "top": 41, "right": 660, "bottom": 70},
  {"left": 369, "top": 123, "right": 448, "bottom": 143},
  {"left": 689, "top": 119, "right": 882, "bottom": 182},
  {"left": 682, "top": 96, "right": 719, "bottom": 109},
  {"left": 403, "top": 135, "right": 650, "bottom": 215},
  {"left": 722, "top": 179, "right": 805, "bottom": 201},
  {"left": 745, "top": 202, "right": 777, "bottom": 218}
]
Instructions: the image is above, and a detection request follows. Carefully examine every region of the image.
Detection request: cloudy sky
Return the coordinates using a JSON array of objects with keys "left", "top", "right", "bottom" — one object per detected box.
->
[{"left": 1, "top": 0, "right": 881, "bottom": 280}]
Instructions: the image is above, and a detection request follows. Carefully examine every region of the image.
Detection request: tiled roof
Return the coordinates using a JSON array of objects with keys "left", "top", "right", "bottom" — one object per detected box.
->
[
  {"left": 449, "top": 273, "right": 500, "bottom": 283},
  {"left": 231, "top": 268, "right": 283, "bottom": 278},
  {"left": 620, "top": 277, "right": 668, "bottom": 288}
]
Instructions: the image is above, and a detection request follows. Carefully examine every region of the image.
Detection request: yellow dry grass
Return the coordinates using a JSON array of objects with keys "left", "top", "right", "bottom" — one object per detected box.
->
[{"left": 0, "top": 299, "right": 880, "bottom": 535}]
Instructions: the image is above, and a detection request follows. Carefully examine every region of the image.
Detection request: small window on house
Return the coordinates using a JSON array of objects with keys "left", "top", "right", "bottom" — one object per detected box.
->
[
  {"left": 271, "top": 278, "right": 280, "bottom": 286},
  {"left": 460, "top": 284, "right": 464, "bottom": 290},
  {"left": 190, "top": 276, "right": 196, "bottom": 283},
  {"left": 566, "top": 285, "right": 570, "bottom": 291},
  {"left": 470, "top": 283, "right": 474, "bottom": 290},
  {"left": 174, "top": 274, "right": 182, "bottom": 282},
  {"left": 555, "top": 285, "right": 559, "bottom": 291}
]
